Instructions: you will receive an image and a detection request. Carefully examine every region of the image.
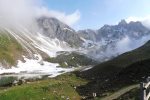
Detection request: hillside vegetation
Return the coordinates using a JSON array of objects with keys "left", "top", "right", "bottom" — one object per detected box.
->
[
  {"left": 0, "top": 32, "right": 23, "bottom": 67},
  {"left": 0, "top": 73, "right": 88, "bottom": 100},
  {"left": 45, "top": 52, "right": 98, "bottom": 68}
]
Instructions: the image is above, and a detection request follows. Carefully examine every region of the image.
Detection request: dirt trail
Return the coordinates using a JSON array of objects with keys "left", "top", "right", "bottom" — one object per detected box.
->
[{"left": 101, "top": 84, "right": 139, "bottom": 100}]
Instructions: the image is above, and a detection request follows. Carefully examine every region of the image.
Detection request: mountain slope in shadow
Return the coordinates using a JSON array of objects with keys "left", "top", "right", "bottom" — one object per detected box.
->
[{"left": 75, "top": 40, "right": 150, "bottom": 98}]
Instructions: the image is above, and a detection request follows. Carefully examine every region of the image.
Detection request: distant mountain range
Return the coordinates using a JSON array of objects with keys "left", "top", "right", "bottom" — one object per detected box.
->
[
  {"left": 78, "top": 20, "right": 150, "bottom": 60},
  {"left": 78, "top": 20, "right": 149, "bottom": 42},
  {"left": 37, "top": 17, "right": 150, "bottom": 61},
  {"left": 38, "top": 18, "right": 150, "bottom": 48},
  {"left": 0, "top": 16, "right": 150, "bottom": 72}
]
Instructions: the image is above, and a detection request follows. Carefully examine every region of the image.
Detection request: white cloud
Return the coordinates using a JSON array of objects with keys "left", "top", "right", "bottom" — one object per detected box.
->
[
  {"left": 126, "top": 15, "right": 150, "bottom": 22},
  {"left": 0, "top": 0, "right": 80, "bottom": 28},
  {"left": 36, "top": 7, "right": 81, "bottom": 26},
  {"left": 126, "top": 15, "right": 150, "bottom": 28},
  {"left": 0, "top": 0, "right": 38, "bottom": 27}
]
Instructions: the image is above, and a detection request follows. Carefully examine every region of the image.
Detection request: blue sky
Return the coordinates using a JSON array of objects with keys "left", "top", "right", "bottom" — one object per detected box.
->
[{"left": 44, "top": 0, "right": 150, "bottom": 30}]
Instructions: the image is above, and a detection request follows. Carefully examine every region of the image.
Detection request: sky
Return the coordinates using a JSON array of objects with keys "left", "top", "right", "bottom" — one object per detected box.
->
[
  {"left": 1, "top": 0, "right": 150, "bottom": 30},
  {"left": 43, "top": 0, "right": 150, "bottom": 30}
]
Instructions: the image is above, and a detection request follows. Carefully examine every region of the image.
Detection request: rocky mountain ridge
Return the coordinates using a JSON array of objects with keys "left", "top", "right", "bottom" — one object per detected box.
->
[{"left": 0, "top": 17, "right": 150, "bottom": 71}]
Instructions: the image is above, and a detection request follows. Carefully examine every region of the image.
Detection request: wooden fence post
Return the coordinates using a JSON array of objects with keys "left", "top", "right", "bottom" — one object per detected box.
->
[{"left": 140, "top": 82, "right": 146, "bottom": 100}]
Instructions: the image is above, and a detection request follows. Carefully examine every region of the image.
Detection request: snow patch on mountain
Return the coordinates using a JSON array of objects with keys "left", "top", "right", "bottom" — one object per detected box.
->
[
  {"left": 33, "top": 34, "right": 74, "bottom": 57},
  {"left": 63, "top": 27, "right": 74, "bottom": 32},
  {"left": 0, "top": 55, "right": 73, "bottom": 77}
]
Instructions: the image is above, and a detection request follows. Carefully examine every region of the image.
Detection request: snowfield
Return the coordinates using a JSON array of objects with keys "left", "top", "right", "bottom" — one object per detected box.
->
[{"left": 0, "top": 55, "right": 74, "bottom": 78}]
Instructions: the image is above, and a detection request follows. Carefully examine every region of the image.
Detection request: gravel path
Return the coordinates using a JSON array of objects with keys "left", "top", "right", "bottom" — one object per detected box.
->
[{"left": 101, "top": 84, "right": 139, "bottom": 100}]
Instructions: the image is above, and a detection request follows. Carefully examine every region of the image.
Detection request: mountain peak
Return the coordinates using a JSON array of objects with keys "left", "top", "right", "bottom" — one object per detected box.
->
[
  {"left": 118, "top": 19, "right": 127, "bottom": 25},
  {"left": 128, "top": 21, "right": 143, "bottom": 26}
]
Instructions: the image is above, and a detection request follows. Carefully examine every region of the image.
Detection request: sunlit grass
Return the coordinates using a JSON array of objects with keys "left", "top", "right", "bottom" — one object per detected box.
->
[
  {"left": 0, "top": 33, "right": 23, "bottom": 66},
  {"left": 0, "top": 73, "right": 88, "bottom": 100}
]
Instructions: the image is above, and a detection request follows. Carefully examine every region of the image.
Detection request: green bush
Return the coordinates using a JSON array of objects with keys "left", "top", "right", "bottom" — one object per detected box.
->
[{"left": 0, "top": 77, "right": 17, "bottom": 86}]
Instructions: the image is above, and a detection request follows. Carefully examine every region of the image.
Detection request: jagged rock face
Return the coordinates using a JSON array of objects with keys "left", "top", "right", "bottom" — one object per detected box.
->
[
  {"left": 77, "top": 20, "right": 150, "bottom": 60},
  {"left": 97, "top": 20, "right": 149, "bottom": 41},
  {"left": 78, "top": 29, "right": 97, "bottom": 41},
  {"left": 37, "top": 18, "right": 150, "bottom": 50},
  {"left": 37, "top": 17, "right": 83, "bottom": 47},
  {"left": 1, "top": 17, "right": 149, "bottom": 68},
  {"left": 79, "top": 20, "right": 150, "bottom": 42}
]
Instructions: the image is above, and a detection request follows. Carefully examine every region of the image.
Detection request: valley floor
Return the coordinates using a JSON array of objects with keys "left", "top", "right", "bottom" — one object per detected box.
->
[
  {"left": 0, "top": 73, "right": 88, "bottom": 100},
  {"left": 0, "top": 73, "right": 141, "bottom": 100}
]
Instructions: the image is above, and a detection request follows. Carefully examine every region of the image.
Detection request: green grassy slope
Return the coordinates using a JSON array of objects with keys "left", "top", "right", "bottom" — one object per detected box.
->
[
  {"left": 0, "top": 74, "right": 88, "bottom": 100},
  {"left": 0, "top": 32, "right": 23, "bottom": 67},
  {"left": 45, "top": 52, "right": 98, "bottom": 68}
]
